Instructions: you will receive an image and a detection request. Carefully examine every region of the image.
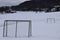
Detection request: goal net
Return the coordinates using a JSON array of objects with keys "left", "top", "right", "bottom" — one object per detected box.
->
[{"left": 3, "top": 20, "right": 32, "bottom": 38}]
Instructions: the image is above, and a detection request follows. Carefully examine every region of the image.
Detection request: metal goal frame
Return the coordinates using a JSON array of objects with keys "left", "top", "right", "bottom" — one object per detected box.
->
[{"left": 3, "top": 20, "right": 32, "bottom": 38}]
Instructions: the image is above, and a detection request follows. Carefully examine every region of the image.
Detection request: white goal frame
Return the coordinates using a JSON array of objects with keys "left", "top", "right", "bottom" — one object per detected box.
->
[{"left": 3, "top": 20, "right": 32, "bottom": 38}]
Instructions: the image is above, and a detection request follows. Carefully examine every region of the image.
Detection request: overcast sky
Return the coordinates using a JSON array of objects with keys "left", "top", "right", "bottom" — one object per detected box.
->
[{"left": 0, "top": 0, "right": 29, "bottom": 6}]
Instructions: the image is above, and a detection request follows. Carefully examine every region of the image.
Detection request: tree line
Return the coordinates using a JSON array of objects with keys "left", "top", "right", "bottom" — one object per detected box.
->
[{"left": 0, "top": 1, "right": 60, "bottom": 14}]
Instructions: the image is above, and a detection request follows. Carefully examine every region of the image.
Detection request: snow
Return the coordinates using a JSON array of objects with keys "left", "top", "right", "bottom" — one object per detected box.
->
[{"left": 0, "top": 11, "right": 60, "bottom": 40}]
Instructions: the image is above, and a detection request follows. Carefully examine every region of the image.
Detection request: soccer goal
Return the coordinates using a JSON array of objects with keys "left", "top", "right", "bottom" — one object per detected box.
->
[
  {"left": 47, "top": 18, "right": 55, "bottom": 23},
  {"left": 3, "top": 20, "right": 32, "bottom": 38}
]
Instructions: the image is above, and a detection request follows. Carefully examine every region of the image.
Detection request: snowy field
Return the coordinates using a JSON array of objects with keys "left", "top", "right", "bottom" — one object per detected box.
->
[{"left": 0, "top": 11, "right": 60, "bottom": 40}]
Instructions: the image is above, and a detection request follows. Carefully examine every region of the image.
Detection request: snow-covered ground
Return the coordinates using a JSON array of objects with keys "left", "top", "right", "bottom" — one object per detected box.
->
[{"left": 0, "top": 11, "right": 60, "bottom": 40}]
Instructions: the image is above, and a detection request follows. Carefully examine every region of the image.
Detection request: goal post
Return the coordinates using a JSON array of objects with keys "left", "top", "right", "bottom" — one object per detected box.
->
[{"left": 3, "top": 20, "right": 32, "bottom": 38}]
